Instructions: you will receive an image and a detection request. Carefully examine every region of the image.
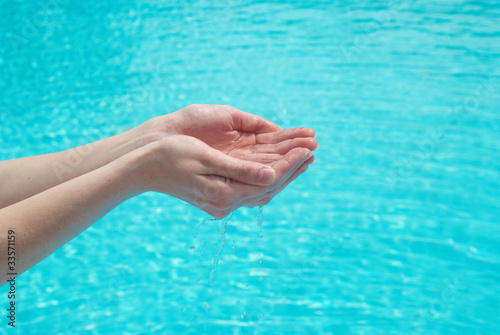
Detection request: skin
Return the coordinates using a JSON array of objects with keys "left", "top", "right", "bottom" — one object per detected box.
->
[{"left": 0, "top": 104, "right": 317, "bottom": 282}]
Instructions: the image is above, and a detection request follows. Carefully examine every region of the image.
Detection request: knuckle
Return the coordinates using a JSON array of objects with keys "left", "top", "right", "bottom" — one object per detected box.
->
[
  {"left": 237, "top": 161, "right": 250, "bottom": 180},
  {"left": 208, "top": 209, "right": 228, "bottom": 219},
  {"left": 205, "top": 183, "right": 234, "bottom": 210},
  {"left": 256, "top": 197, "right": 272, "bottom": 206},
  {"left": 214, "top": 196, "right": 232, "bottom": 210},
  {"left": 262, "top": 198, "right": 272, "bottom": 205}
]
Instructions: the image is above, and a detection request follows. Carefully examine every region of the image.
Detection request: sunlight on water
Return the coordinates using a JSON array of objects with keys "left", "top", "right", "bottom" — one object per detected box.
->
[{"left": 3, "top": 1, "right": 497, "bottom": 332}]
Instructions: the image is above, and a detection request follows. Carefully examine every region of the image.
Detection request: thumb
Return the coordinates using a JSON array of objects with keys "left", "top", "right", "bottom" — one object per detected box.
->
[{"left": 208, "top": 151, "right": 276, "bottom": 186}]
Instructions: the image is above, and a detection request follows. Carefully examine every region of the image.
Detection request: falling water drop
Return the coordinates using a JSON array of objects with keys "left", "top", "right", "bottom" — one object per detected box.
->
[
  {"left": 256, "top": 206, "right": 264, "bottom": 238},
  {"left": 193, "top": 217, "right": 216, "bottom": 238},
  {"left": 208, "top": 213, "right": 232, "bottom": 285},
  {"left": 256, "top": 206, "right": 265, "bottom": 265}
]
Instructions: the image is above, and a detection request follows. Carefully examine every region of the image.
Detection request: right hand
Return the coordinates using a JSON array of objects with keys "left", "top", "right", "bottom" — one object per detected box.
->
[{"left": 132, "top": 134, "right": 314, "bottom": 218}]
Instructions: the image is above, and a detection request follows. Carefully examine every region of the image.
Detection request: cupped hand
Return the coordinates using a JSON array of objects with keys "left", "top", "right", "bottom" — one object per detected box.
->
[
  {"left": 150, "top": 104, "right": 318, "bottom": 167},
  {"left": 156, "top": 104, "right": 282, "bottom": 149},
  {"left": 134, "top": 135, "right": 315, "bottom": 218}
]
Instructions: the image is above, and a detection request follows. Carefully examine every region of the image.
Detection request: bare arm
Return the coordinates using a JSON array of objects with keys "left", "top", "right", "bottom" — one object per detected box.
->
[
  {"left": 0, "top": 105, "right": 317, "bottom": 282},
  {"left": 0, "top": 119, "right": 163, "bottom": 209},
  {"left": 0, "top": 104, "right": 288, "bottom": 208},
  {"left": 0, "top": 145, "right": 143, "bottom": 281}
]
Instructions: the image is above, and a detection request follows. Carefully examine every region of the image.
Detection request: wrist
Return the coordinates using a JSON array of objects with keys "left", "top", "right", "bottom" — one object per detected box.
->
[
  {"left": 117, "top": 140, "right": 164, "bottom": 196},
  {"left": 134, "top": 114, "right": 179, "bottom": 146}
]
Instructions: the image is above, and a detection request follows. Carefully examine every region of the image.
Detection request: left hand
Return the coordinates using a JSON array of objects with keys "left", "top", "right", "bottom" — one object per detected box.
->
[{"left": 148, "top": 103, "right": 318, "bottom": 172}]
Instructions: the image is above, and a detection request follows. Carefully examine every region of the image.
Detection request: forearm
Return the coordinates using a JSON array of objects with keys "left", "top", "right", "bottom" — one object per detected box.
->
[
  {"left": 0, "top": 117, "right": 166, "bottom": 208},
  {"left": 0, "top": 147, "right": 145, "bottom": 281}
]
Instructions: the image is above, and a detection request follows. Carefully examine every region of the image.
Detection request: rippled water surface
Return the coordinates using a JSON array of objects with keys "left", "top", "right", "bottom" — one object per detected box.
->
[{"left": 1, "top": 0, "right": 499, "bottom": 334}]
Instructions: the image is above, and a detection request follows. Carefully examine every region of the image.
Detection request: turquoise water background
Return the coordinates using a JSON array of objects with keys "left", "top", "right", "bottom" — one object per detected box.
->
[{"left": 1, "top": 0, "right": 499, "bottom": 334}]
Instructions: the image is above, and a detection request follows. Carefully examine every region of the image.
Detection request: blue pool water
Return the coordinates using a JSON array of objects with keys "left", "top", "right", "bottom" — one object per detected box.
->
[{"left": 1, "top": 0, "right": 499, "bottom": 334}]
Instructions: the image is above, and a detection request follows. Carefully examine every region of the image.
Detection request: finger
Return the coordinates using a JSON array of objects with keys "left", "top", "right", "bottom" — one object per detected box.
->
[
  {"left": 205, "top": 149, "right": 277, "bottom": 186},
  {"left": 271, "top": 147, "right": 312, "bottom": 180},
  {"left": 227, "top": 106, "right": 283, "bottom": 133},
  {"left": 250, "top": 137, "right": 319, "bottom": 155},
  {"left": 199, "top": 151, "right": 316, "bottom": 215},
  {"left": 247, "top": 161, "right": 311, "bottom": 207},
  {"left": 221, "top": 148, "right": 313, "bottom": 210},
  {"left": 256, "top": 128, "right": 316, "bottom": 144}
]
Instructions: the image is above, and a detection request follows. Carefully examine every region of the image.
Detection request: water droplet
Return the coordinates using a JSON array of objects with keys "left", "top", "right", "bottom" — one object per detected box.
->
[
  {"left": 256, "top": 206, "right": 264, "bottom": 238},
  {"left": 208, "top": 213, "right": 232, "bottom": 285},
  {"left": 241, "top": 312, "right": 247, "bottom": 319},
  {"left": 193, "top": 217, "right": 215, "bottom": 238},
  {"left": 202, "top": 301, "right": 210, "bottom": 312}
]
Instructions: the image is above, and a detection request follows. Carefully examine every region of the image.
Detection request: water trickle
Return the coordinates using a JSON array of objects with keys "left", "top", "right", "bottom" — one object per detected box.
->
[
  {"left": 193, "top": 217, "right": 216, "bottom": 238},
  {"left": 208, "top": 213, "right": 232, "bottom": 285},
  {"left": 256, "top": 206, "right": 264, "bottom": 238},
  {"left": 256, "top": 206, "right": 264, "bottom": 265}
]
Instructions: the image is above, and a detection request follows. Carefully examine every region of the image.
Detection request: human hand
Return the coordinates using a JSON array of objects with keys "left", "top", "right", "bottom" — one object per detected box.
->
[
  {"left": 131, "top": 135, "right": 315, "bottom": 218},
  {"left": 148, "top": 104, "right": 317, "bottom": 161},
  {"left": 150, "top": 104, "right": 282, "bottom": 148}
]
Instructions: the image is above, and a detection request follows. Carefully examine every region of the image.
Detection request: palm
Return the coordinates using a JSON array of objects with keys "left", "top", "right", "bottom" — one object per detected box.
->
[
  {"left": 170, "top": 104, "right": 316, "bottom": 166},
  {"left": 219, "top": 132, "right": 282, "bottom": 165}
]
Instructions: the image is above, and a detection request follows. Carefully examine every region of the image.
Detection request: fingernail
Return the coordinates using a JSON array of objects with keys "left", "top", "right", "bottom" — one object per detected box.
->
[{"left": 258, "top": 166, "right": 275, "bottom": 184}]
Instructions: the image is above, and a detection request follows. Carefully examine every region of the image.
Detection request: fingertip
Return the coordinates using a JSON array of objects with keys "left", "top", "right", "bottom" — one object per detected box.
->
[
  {"left": 293, "top": 127, "right": 316, "bottom": 138},
  {"left": 258, "top": 166, "right": 276, "bottom": 185},
  {"left": 305, "top": 128, "right": 316, "bottom": 138},
  {"left": 304, "top": 137, "right": 319, "bottom": 151},
  {"left": 303, "top": 148, "right": 313, "bottom": 159},
  {"left": 311, "top": 138, "right": 319, "bottom": 151},
  {"left": 263, "top": 119, "right": 283, "bottom": 131}
]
